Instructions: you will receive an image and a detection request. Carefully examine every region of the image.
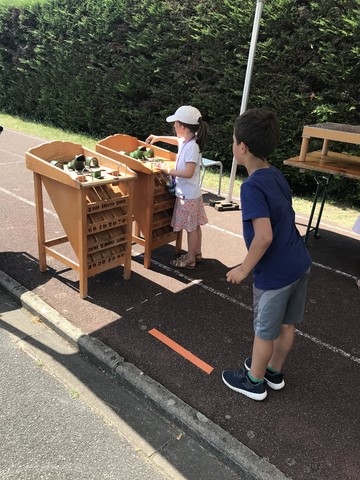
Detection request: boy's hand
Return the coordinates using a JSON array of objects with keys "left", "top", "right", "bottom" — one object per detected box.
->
[{"left": 226, "top": 265, "right": 249, "bottom": 284}]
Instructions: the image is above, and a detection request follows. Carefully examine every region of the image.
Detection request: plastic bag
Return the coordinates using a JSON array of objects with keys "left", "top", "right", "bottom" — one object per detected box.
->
[{"left": 166, "top": 176, "right": 176, "bottom": 197}]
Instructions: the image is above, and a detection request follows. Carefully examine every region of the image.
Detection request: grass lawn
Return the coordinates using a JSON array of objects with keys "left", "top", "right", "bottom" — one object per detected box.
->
[
  {"left": 0, "top": 112, "right": 358, "bottom": 231},
  {"left": 1, "top": 0, "right": 47, "bottom": 6}
]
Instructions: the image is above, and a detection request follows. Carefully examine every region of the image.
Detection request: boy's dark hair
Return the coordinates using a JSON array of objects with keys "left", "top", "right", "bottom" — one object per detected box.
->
[{"left": 234, "top": 108, "right": 279, "bottom": 159}]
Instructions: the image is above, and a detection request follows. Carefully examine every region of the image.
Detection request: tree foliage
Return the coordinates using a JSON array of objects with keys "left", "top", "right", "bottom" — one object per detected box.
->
[{"left": 0, "top": 0, "right": 359, "bottom": 205}]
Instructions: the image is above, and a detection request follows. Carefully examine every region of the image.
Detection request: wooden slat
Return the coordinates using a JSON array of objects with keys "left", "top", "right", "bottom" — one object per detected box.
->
[{"left": 303, "top": 123, "right": 360, "bottom": 144}]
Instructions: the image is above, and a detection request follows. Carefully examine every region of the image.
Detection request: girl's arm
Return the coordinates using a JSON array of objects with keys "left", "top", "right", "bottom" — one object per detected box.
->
[
  {"left": 226, "top": 217, "right": 273, "bottom": 284},
  {"left": 146, "top": 134, "right": 178, "bottom": 146},
  {"left": 164, "top": 161, "right": 196, "bottom": 178}
]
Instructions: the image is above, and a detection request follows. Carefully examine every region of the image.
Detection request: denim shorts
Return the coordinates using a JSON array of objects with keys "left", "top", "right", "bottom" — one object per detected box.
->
[{"left": 253, "top": 268, "right": 310, "bottom": 340}]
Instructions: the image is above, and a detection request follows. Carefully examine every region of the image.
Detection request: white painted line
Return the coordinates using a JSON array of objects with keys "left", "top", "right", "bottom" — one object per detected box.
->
[
  {"left": 312, "top": 261, "right": 358, "bottom": 281},
  {"left": 1, "top": 174, "right": 358, "bottom": 366},
  {"left": 0, "top": 187, "right": 57, "bottom": 217},
  {"left": 150, "top": 258, "right": 252, "bottom": 311},
  {"left": 0, "top": 150, "right": 24, "bottom": 159},
  {"left": 296, "top": 329, "right": 360, "bottom": 364},
  {"left": 205, "top": 223, "right": 358, "bottom": 280},
  {"left": 205, "top": 222, "right": 243, "bottom": 238},
  {"left": 1, "top": 128, "right": 47, "bottom": 141},
  {"left": 1, "top": 185, "right": 356, "bottom": 283},
  {"left": 150, "top": 257, "right": 360, "bottom": 365}
]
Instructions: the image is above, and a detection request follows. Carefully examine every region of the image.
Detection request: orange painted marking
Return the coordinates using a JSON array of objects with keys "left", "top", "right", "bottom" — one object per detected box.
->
[{"left": 149, "top": 328, "right": 214, "bottom": 375}]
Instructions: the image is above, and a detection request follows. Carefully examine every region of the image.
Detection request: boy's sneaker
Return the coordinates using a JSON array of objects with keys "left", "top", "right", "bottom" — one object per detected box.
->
[
  {"left": 244, "top": 357, "right": 285, "bottom": 390},
  {"left": 222, "top": 368, "right": 267, "bottom": 401}
]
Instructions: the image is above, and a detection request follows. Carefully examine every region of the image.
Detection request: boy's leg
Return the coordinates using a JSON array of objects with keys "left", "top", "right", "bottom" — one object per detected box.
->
[
  {"left": 268, "top": 268, "right": 310, "bottom": 371},
  {"left": 249, "top": 282, "right": 297, "bottom": 382},
  {"left": 250, "top": 336, "right": 274, "bottom": 380},
  {"left": 269, "top": 324, "right": 295, "bottom": 372}
]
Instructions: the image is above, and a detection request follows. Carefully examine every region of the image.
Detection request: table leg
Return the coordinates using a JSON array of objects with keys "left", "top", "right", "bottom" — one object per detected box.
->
[
  {"left": 321, "top": 139, "right": 330, "bottom": 157},
  {"left": 299, "top": 137, "right": 310, "bottom": 162},
  {"left": 304, "top": 174, "right": 330, "bottom": 243}
]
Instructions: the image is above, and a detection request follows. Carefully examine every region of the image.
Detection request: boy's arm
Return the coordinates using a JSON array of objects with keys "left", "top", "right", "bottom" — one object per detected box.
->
[{"left": 226, "top": 217, "right": 273, "bottom": 284}]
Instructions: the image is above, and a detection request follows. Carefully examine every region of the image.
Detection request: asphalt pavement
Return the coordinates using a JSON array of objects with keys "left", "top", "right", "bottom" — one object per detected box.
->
[
  {"left": 0, "top": 285, "right": 242, "bottom": 480},
  {"left": 0, "top": 127, "right": 359, "bottom": 480}
]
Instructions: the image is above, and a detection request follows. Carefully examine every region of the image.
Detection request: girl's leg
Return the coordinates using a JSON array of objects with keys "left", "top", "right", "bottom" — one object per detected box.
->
[
  {"left": 196, "top": 226, "right": 202, "bottom": 256},
  {"left": 186, "top": 229, "right": 198, "bottom": 263}
]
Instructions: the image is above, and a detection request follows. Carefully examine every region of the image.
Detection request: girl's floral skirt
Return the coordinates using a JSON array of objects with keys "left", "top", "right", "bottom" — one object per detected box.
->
[{"left": 171, "top": 196, "right": 208, "bottom": 232}]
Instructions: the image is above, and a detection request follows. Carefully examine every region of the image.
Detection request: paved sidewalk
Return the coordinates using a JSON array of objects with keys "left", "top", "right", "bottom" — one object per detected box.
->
[
  {"left": 0, "top": 284, "right": 246, "bottom": 480},
  {"left": 0, "top": 272, "right": 287, "bottom": 480}
]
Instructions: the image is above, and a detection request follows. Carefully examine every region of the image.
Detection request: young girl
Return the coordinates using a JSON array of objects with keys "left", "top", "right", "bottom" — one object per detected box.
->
[{"left": 146, "top": 105, "right": 208, "bottom": 269}]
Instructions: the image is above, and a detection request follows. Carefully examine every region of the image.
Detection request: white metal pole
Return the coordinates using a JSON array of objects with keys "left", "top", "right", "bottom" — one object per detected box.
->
[{"left": 225, "top": 0, "right": 265, "bottom": 204}]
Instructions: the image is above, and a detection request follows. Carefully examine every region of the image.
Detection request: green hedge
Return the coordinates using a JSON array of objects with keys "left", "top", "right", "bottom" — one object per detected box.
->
[{"left": 0, "top": 0, "right": 359, "bottom": 205}]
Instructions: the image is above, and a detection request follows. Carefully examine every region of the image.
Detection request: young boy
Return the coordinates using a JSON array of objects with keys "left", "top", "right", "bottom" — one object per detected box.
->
[{"left": 222, "top": 108, "right": 312, "bottom": 401}]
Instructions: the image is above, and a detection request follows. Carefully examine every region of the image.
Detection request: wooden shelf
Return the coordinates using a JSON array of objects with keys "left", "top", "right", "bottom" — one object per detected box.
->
[
  {"left": 26, "top": 141, "right": 136, "bottom": 298},
  {"left": 284, "top": 150, "right": 360, "bottom": 180},
  {"left": 96, "top": 135, "right": 182, "bottom": 268}
]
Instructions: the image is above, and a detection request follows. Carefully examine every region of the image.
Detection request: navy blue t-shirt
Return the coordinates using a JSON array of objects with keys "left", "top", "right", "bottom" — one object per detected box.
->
[{"left": 241, "top": 166, "right": 312, "bottom": 290}]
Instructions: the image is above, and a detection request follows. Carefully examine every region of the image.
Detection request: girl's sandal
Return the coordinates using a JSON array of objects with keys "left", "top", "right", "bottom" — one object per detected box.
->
[
  {"left": 170, "top": 256, "right": 196, "bottom": 270},
  {"left": 178, "top": 253, "right": 203, "bottom": 262},
  {"left": 195, "top": 253, "right": 203, "bottom": 263},
  {"left": 175, "top": 253, "right": 203, "bottom": 265}
]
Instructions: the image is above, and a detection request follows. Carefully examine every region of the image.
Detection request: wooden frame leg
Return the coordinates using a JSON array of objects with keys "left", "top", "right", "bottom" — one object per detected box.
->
[
  {"left": 175, "top": 231, "right": 183, "bottom": 254},
  {"left": 78, "top": 191, "right": 88, "bottom": 299},
  {"left": 33, "top": 173, "right": 47, "bottom": 272}
]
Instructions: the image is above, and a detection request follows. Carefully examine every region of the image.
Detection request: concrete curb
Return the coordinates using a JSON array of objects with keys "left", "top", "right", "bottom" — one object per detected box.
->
[{"left": 0, "top": 269, "right": 290, "bottom": 480}]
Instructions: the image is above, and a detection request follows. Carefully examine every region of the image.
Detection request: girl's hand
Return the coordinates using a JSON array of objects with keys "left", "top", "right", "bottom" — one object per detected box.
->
[
  {"left": 159, "top": 163, "right": 172, "bottom": 175},
  {"left": 226, "top": 265, "right": 249, "bottom": 284},
  {"left": 145, "top": 134, "right": 157, "bottom": 144}
]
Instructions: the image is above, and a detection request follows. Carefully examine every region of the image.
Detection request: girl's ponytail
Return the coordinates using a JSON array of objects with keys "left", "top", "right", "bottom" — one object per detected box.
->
[{"left": 195, "top": 117, "right": 208, "bottom": 152}]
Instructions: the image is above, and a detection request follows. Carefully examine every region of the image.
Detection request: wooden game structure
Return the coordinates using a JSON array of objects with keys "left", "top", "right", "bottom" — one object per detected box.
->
[
  {"left": 26, "top": 141, "right": 136, "bottom": 298},
  {"left": 96, "top": 134, "right": 182, "bottom": 268}
]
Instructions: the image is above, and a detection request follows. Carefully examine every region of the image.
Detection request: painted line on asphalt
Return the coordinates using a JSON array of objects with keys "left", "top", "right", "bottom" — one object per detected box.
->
[
  {"left": 1, "top": 186, "right": 358, "bottom": 366},
  {"left": 2, "top": 128, "right": 50, "bottom": 141},
  {"left": 312, "top": 261, "right": 358, "bottom": 281},
  {"left": 0, "top": 187, "right": 57, "bottom": 217},
  {"left": 205, "top": 223, "right": 358, "bottom": 280},
  {"left": 149, "top": 328, "right": 214, "bottom": 374},
  {"left": 296, "top": 329, "right": 360, "bottom": 364},
  {"left": 0, "top": 150, "right": 24, "bottom": 159},
  {"left": 205, "top": 222, "right": 242, "bottom": 238},
  {"left": 150, "top": 258, "right": 252, "bottom": 311},
  {"left": 1, "top": 185, "right": 356, "bottom": 282},
  {"left": 150, "top": 257, "right": 360, "bottom": 366}
]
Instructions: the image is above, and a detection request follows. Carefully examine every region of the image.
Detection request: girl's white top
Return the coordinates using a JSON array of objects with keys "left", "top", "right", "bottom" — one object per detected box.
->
[{"left": 175, "top": 137, "right": 202, "bottom": 199}]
